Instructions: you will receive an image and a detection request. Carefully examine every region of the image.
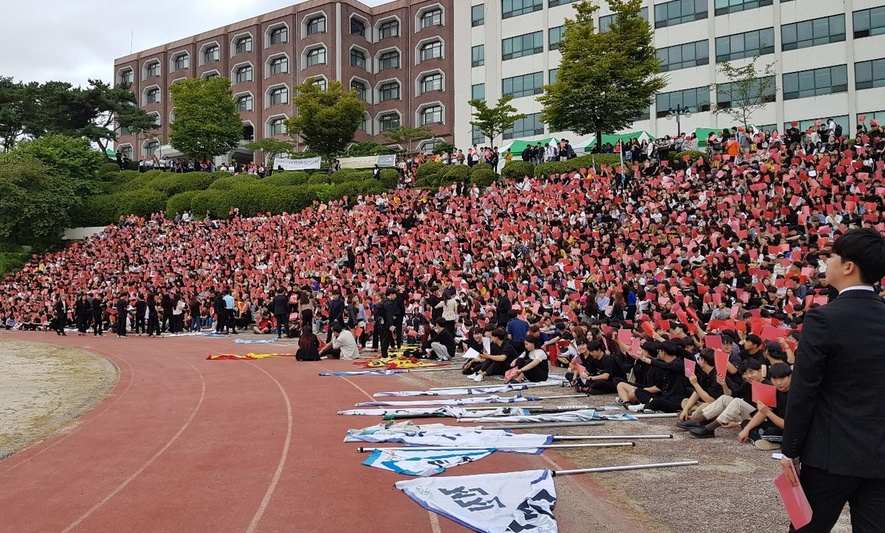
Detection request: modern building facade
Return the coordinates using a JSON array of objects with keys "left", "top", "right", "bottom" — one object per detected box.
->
[{"left": 117, "top": 0, "right": 885, "bottom": 161}]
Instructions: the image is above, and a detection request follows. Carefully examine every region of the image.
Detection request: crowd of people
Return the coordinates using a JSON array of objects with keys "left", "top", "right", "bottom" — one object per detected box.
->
[{"left": 3, "top": 120, "right": 884, "bottom": 443}]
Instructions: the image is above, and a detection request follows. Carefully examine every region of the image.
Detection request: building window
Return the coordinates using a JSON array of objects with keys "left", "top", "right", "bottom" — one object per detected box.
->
[
  {"left": 502, "top": 71, "right": 544, "bottom": 98},
  {"left": 203, "top": 45, "right": 220, "bottom": 64},
  {"left": 120, "top": 69, "right": 134, "bottom": 85},
  {"left": 781, "top": 15, "right": 845, "bottom": 51},
  {"left": 148, "top": 113, "right": 161, "bottom": 126},
  {"left": 853, "top": 6, "right": 885, "bottom": 39},
  {"left": 472, "top": 126, "right": 485, "bottom": 145},
  {"left": 358, "top": 114, "right": 369, "bottom": 133},
  {"left": 235, "top": 36, "right": 253, "bottom": 55},
  {"left": 306, "top": 47, "right": 326, "bottom": 67},
  {"left": 420, "top": 105, "right": 443, "bottom": 125},
  {"left": 419, "top": 41, "right": 443, "bottom": 62},
  {"left": 270, "top": 26, "right": 288, "bottom": 45},
  {"left": 237, "top": 94, "right": 254, "bottom": 112},
  {"left": 549, "top": 0, "right": 576, "bottom": 6},
  {"left": 472, "top": 4, "right": 485, "bottom": 26},
  {"left": 420, "top": 8, "right": 443, "bottom": 29},
  {"left": 422, "top": 73, "right": 444, "bottom": 94},
  {"left": 268, "top": 118, "right": 287, "bottom": 136},
  {"left": 503, "top": 113, "right": 544, "bottom": 139},
  {"left": 502, "top": 0, "right": 543, "bottom": 19},
  {"left": 145, "top": 87, "right": 160, "bottom": 104},
  {"left": 502, "top": 31, "right": 543, "bottom": 61},
  {"left": 145, "top": 61, "right": 160, "bottom": 78},
  {"left": 855, "top": 58, "right": 885, "bottom": 90},
  {"left": 715, "top": 28, "right": 774, "bottom": 62},
  {"left": 654, "top": 0, "right": 707, "bottom": 29},
  {"left": 549, "top": 68, "right": 558, "bottom": 84},
  {"left": 379, "top": 81, "right": 400, "bottom": 102},
  {"left": 351, "top": 18, "right": 366, "bottom": 37},
  {"left": 269, "top": 86, "right": 289, "bottom": 106},
  {"left": 549, "top": 26, "right": 564, "bottom": 50},
  {"left": 235, "top": 65, "right": 253, "bottom": 84},
  {"left": 119, "top": 146, "right": 133, "bottom": 159},
  {"left": 471, "top": 45, "right": 485, "bottom": 67},
  {"left": 783, "top": 64, "right": 848, "bottom": 100},
  {"left": 599, "top": 7, "right": 647, "bottom": 33},
  {"left": 716, "top": 76, "right": 776, "bottom": 109},
  {"left": 655, "top": 86, "right": 710, "bottom": 118},
  {"left": 270, "top": 56, "right": 288, "bottom": 75},
  {"left": 351, "top": 80, "right": 368, "bottom": 101},
  {"left": 379, "top": 50, "right": 400, "bottom": 71},
  {"left": 714, "top": 0, "right": 771, "bottom": 16},
  {"left": 144, "top": 140, "right": 160, "bottom": 157},
  {"left": 204, "top": 72, "right": 219, "bottom": 79},
  {"left": 351, "top": 49, "right": 367, "bottom": 69},
  {"left": 420, "top": 139, "right": 444, "bottom": 155},
  {"left": 243, "top": 123, "right": 254, "bottom": 141},
  {"left": 471, "top": 82, "right": 485, "bottom": 101},
  {"left": 379, "top": 113, "right": 400, "bottom": 132},
  {"left": 307, "top": 16, "right": 326, "bottom": 35},
  {"left": 173, "top": 54, "right": 189, "bottom": 71},
  {"left": 657, "top": 40, "right": 708, "bottom": 72},
  {"left": 379, "top": 20, "right": 399, "bottom": 39},
  {"left": 312, "top": 78, "right": 327, "bottom": 91}
]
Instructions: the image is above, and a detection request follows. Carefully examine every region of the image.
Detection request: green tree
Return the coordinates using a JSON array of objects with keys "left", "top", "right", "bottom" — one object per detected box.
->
[
  {"left": 539, "top": 0, "right": 664, "bottom": 150},
  {"left": 0, "top": 78, "right": 38, "bottom": 151},
  {"left": 12, "top": 134, "right": 105, "bottom": 183},
  {"left": 246, "top": 138, "right": 295, "bottom": 167},
  {"left": 80, "top": 79, "right": 158, "bottom": 155},
  {"left": 286, "top": 80, "right": 365, "bottom": 162},
  {"left": 714, "top": 58, "right": 776, "bottom": 131},
  {"left": 0, "top": 154, "right": 79, "bottom": 247},
  {"left": 383, "top": 126, "right": 432, "bottom": 153},
  {"left": 170, "top": 78, "right": 242, "bottom": 159},
  {"left": 468, "top": 96, "right": 524, "bottom": 144}
]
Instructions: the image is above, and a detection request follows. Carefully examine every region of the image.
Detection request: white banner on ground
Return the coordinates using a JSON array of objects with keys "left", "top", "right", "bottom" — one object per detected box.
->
[
  {"left": 396, "top": 469, "right": 558, "bottom": 532},
  {"left": 338, "top": 154, "right": 397, "bottom": 169},
  {"left": 363, "top": 448, "right": 493, "bottom": 476},
  {"left": 373, "top": 379, "right": 565, "bottom": 398},
  {"left": 337, "top": 407, "right": 529, "bottom": 418},
  {"left": 274, "top": 156, "right": 322, "bottom": 170},
  {"left": 344, "top": 422, "right": 552, "bottom": 454},
  {"left": 356, "top": 395, "right": 534, "bottom": 407},
  {"left": 458, "top": 409, "right": 637, "bottom": 424}
]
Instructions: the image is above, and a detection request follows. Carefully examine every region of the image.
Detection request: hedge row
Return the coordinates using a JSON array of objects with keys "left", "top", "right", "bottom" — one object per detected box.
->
[{"left": 415, "top": 161, "right": 498, "bottom": 188}]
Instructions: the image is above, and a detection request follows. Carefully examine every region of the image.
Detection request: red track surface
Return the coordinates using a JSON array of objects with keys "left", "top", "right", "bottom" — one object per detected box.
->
[{"left": 0, "top": 333, "right": 641, "bottom": 532}]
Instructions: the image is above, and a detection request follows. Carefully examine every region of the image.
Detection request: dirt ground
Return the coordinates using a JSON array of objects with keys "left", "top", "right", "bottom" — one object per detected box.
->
[
  {"left": 0, "top": 341, "right": 118, "bottom": 459},
  {"left": 403, "top": 365, "right": 852, "bottom": 533}
]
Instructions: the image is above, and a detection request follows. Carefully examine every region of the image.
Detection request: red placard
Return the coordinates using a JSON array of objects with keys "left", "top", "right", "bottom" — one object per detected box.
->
[
  {"left": 714, "top": 349, "right": 729, "bottom": 379},
  {"left": 704, "top": 335, "right": 723, "bottom": 350},
  {"left": 751, "top": 381, "right": 777, "bottom": 407},
  {"left": 774, "top": 472, "right": 813, "bottom": 530},
  {"left": 683, "top": 357, "right": 697, "bottom": 379}
]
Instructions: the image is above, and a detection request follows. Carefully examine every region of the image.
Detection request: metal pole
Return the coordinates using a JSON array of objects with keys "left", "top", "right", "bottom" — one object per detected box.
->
[
  {"left": 475, "top": 421, "right": 605, "bottom": 430},
  {"left": 553, "top": 460, "right": 699, "bottom": 476},
  {"left": 356, "top": 442, "right": 635, "bottom": 453},
  {"left": 552, "top": 434, "right": 672, "bottom": 441},
  {"left": 634, "top": 413, "right": 679, "bottom": 419}
]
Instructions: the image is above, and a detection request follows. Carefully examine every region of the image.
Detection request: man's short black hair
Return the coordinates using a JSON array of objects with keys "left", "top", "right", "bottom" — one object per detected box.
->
[
  {"left": 770, "top": 362, "right": 793, "bottom": 379},
  {"left": 698, "top": 349, "right": 715, "bottom": 366},
  {"left": 586, "top": 340, "right": 605, "bottom": 352},
  {"left": 745, "top": 334, "right": 762, "bottom": 347},
  {"left": 739, "top": 358, "right": 763, "bottom": 374},
  {"left": 491, "top": 328, "right": 508, "bottom": 341},
  {"left": 832, "top": 228, "right": 885, "bottom": 285}
]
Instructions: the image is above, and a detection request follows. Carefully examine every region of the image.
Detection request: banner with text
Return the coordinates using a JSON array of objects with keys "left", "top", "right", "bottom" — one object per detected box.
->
[
  {"left": 339, "top": 154, "right": 397, "bottom": 169},
  {"left": 274, "top": 156, "right": 322, "bottom": 170}
]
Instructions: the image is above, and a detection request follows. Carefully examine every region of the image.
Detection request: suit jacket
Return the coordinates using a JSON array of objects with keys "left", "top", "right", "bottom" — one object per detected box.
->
[
  {"left": 782, "top": 289, "right": 885, "bottom": 478},
  {"left": 272, "top": 294, "right": 289, "bottom": 316}
]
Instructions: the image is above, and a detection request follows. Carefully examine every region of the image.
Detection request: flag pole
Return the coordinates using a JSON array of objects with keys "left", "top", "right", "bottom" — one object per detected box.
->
[
  {"left": 552, "top": 434, "right": 672, "bottom": 441},
  {"left": 552, "top": 460, "right": 699, "bottom": 476},
  {"left": 356, "top": 442, "right": 635, "bottom": 453},
  {"left": 476, "top": 421, "right": 605, "bottom": 430}
]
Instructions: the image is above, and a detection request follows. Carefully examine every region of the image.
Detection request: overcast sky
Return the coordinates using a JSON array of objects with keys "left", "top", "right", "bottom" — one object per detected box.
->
[{"left": 0, "top": 0, "right": 386, "bottom": 87}]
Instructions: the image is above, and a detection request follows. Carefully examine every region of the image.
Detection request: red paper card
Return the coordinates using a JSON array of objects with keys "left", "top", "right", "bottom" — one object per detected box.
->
[
  {"left": 617, "top": 329, "right": 633, "bottom": 346},
  {"left": 683, "top": 357, "right": 696, "bottom": 379},
  {"left": 761, "top": 325, "right": 790, "bottom": 342},
  {"left": 704, "top": 335, "right": 723, "bottom": 350},
  {"left": 641, "top": 321, "right": 655, "bottom": 338},
  {"left": 714, "top": 349, "right": 729, "bottom": 379},
  {"left": 751, "top": 381, "right": 777, "bottom": 407},
  {"left": 774, "top": 472, "right": 813, "bottom": 530}
]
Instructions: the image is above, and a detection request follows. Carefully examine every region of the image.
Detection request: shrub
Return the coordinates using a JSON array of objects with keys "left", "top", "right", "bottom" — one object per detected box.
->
[
  {"left": 379, "top": 168, "right": 399, "bottom": 189},
  {"left": 74, "top": 189, "right": 167, "bottom": 225},
  {"left": 262, "top": 186, "right": 318, "bottom": 214},
  {"left": 470, "top": 168, "right": 498, "bottom": 187},
  {"left": 264, "top": 171, "right": 309, "bottom": 186},
  {"left": 308, "top": 174, "right": 331, "bottom": 185},
  {"left": 74, "top": 195, "right": 120, "bottom": 226},
  {"left": 416, "top": 161, "right": 445, "bottom": 182},
  {"left": 333, "top": 180, "right": 387, "bottom": 199},
  {"left": 209, "top": 175, "right": 259, "bottom": 191},
  {"left": 99, "top": 162, "right": 122, "bottom": 178},
  {"left": 165, "top": 190, "right": 201, "bottom": 217},
  {"left": 501, "top": 161, "right": 534, "bottom": 180},
  {"left": 533, "top": 154, "right": 620, "bottom": 178},
  {"left": 115, "top": 189, "right": 168, "bottom": 218},
  {"left": 150, "top": 172, "right": 218, "bottom": 195},
  {"left": 329, "top": 169, "right": 372, "bottom": 184},
  {"left": 670, "top": 150, "right": 706, "bottom": 164},
  {"left": 190, "top": 190, "right": 233, "bottom": 219},
  {"left": 442, "top": 165, "right": 470, "bottom": 183}
]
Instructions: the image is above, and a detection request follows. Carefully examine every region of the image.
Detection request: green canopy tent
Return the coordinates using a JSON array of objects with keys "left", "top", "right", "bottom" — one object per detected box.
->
[
  {"left": 694, "top": 128, "right": 720, "bottom": 148},
  {"left": 501, "top": 137, "right": 558, "bottom": 156},
  {"left": 575, "top": 131, "right": 654, "bottom": 153}
]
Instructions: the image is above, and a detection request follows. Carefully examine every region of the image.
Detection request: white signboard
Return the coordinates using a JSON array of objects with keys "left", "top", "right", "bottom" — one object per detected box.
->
[
  {"left": 339, "top": 154, "right": 397, "bottom": 169},
  {"left": 274, "top": 156, "right": 322, "bottom": 170}
]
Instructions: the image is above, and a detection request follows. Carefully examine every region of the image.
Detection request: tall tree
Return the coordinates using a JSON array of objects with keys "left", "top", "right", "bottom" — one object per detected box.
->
[
  {"left": 383, "top": 126, "right": 432, "bottom": 153},
  {"left": 286, "top": 80, "right": 364, "bottom": 163},
  {"left": 539, "top": 0, "right": 664, "bottom": 150},
  {"left": 468, "top": 96, "right": 524, "bottom": 144},
  {"left": 81, "top": 79, "right": 158, "bottom": 155},
  {"left": 170, "top": 78, "right": 242, "bottom": 160},
  {"left": 246, "top": 138, "right": 295, "bottom": 167},
  {"left": 0, "top": 78, "right": 37, "bottom": 151},
  {"left": 714, "top": 58, "right": 776, "bottom": 131}
]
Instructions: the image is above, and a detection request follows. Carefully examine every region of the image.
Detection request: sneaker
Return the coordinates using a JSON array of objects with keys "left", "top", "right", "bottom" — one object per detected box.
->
[
  {"left": 471, "top": 373, "right": 484, "bottom": 382},
  {"left": 753, "top": 439, "right": 781, "bottom": 451},
  {"left": 689, "top": 426, "right": 716, "bottom": 439},
  {"left": 676, "top": 420, "right": 704, "bottom": 431},
  {"left": 627, "top": 403, "right": 646, "bottom": 413}
]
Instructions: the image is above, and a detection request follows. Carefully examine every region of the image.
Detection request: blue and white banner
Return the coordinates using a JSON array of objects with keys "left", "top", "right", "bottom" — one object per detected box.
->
[
  {"left": 374, "top": 378, "right": 565, "bottom": 398},
  {"left": 396, "top": 469, "right": 558, "bottom": 532},
  {"left": 458, "top": 409, "right": 637, "bottom": 424},
  {"left": 337, "top": 407, "right": 530, "bottom": 418},
  {"left": 356, "top": 395, "right": 535, "bottom": 407},
  {"left": 363, "top": 448, "right": 493, "bottom": 476},
  {"left": 345, "top": 422, "right": 552, "bottom": 454}
]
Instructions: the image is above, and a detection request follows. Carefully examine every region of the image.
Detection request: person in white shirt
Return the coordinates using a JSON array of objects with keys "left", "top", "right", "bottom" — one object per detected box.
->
[{"left": 320, "top": 323, "right": 360, "bottom": 360}]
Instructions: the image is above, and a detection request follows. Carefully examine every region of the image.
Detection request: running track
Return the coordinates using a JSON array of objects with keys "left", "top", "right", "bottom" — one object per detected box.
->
[{"left": 0, "top": 333, "right": 642, "bottom": 532}]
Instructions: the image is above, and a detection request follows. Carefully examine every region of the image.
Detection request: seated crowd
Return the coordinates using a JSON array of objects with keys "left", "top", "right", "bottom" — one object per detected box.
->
[{"left": 2, "top": 120, "right": 884, "bottom": 450}]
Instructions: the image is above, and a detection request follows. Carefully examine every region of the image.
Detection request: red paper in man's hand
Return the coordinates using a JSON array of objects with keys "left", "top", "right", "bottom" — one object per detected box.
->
[
  {"left": 761, "top": 325, "right": 790, "bottom": 342},
  {"left": 683, "top": 357, "right": 696, "bottom": 379},
  {"left": 714, "top": 349, "right": 729, "bottom": 379},
  {"left": 640, "top": 321, "right": 655, "bottom": 338},
  {"left": 704, "top": 335, "right": 723, "bottom": 350},
  {"left": 751, "top": 381, "right": 777, "bottom": 407},
  {"left": 617, "top": 329, "right": 633, "bottom": 346},
  {"left": 774, "top": 472, "right": 813, "bottom": 529}
]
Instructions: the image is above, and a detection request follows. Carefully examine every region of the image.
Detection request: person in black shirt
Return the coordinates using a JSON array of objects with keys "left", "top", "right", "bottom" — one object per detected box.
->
[
  {"left": 426, "top": 319, "right": 456, "bottom": 360},
  {"left": 508, "top": 335, "right": 549, "bottom": 383},
  {"left": 570, "top": 339, "right": 622, "bottom": 394},
  {"left": 738, "top": 362, "right": 791, "bottom": 450},
  {"left": 271, "top": 288, "right": 289, "bottom": 339},
  {"left": 53, "top": 295, "right": 67, "bottom": 335},
  {"left": 678, "top": 349, "right": 724, "bottom": 421},
  {"left": 680, "top": 359, "right": 767, "bottom": 438},
  {"left": 134, "top": 293, "right": 147, "bottom": 334},
  {"left": 617, "top": 341, "right": 688, "bottom": 412},
  {"left": 74, "top": 294, "right": 90, "bottom": 335},
  {"left": 378, "top": 289, "right": 400, "bottom": 358},
  {"left": 114, "top": 294, "right": 127, "bottom": 337},
  {"left": 91, "top": 293, "right": 104, "bottom": 336},
  {"left": 146, "top": 293, "right": 161, "bottom": 337},
  {"left": 461, "top": 328, "right": 488, "bottom": 375},
  {"left": 470, "top": 328, "right": 518, "bottom": 381}
]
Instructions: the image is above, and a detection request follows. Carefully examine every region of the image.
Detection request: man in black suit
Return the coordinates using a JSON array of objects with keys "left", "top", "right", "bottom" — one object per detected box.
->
[
  {"left": 781, "top": 228, "right": 885, "bottom": 532},
  {"left": 379, "top": 289, "right": 400, "bottom": 358},
  {"left": 272, "top": 288, "right": 289, "bottom": 339},
  {"left": 114, "top": 294, "right": 128, "bottom": 337},
  {"left": 53, "top": 295, "right": 67, "bottom": 336}
]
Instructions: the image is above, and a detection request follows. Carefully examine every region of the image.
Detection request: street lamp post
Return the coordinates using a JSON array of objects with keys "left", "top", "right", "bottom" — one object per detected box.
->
[{"left": 667, "top": 104, "right": 691, "bottom": 136}]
